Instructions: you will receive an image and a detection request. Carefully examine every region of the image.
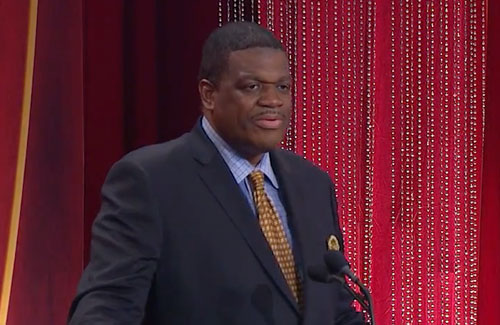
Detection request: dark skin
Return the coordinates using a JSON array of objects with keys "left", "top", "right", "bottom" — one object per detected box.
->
[{"left": 199, "top": 47, "right": 292, "bottom": 166}]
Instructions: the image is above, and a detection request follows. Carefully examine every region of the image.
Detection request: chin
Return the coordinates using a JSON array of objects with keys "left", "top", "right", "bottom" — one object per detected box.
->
[
  {"left": 240, "top": 132, "right": 285, "bottom": 155},
  {"left": 254, "top": 140, "right": 282, "bottom": 153}
]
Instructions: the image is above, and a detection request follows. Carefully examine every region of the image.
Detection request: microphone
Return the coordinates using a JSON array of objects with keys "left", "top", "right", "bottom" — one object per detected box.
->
[
  {"left": 324, "top": 250, "right": 360, "bottom": 284},
  {"left": 307, "top": 263, "right": 370, "bottom": 312},
  {"left": 251, "top": 284, "right": 275, "bottom": 325},
  {"left": 323, "top": 251, "right": 376, "bottom": 325}
]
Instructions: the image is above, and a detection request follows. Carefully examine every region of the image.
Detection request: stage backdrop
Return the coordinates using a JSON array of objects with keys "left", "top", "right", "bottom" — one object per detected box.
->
[{"left": 0, "top": 0, "right": 499, "bottom": 324}]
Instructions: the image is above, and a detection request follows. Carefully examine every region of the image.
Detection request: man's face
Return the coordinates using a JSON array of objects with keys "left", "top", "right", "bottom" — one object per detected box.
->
[{"left": 201, "top": 47, "right": 292, "bottom": 164}]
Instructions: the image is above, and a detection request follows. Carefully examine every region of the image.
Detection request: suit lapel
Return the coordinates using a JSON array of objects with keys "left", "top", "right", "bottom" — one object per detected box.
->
[
  {"left": 189, "top": 124, "right": 300, "bottom": 313},
  {"left": 269, "top": 151, "right": 308, "bottom": 258},
  {"left": 271, "top": 151, "right": 324, "bottom": 321}
]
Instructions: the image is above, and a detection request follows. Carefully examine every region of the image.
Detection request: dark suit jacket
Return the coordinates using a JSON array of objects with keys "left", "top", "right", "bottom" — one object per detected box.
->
[{"left": 68, "top": 121, "right": 364, "bottom": 324}]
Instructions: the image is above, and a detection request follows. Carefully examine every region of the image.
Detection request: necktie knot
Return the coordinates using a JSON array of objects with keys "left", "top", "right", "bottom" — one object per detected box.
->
[{"left": 249, "top": 170, "right": 265, "bottom": 191}]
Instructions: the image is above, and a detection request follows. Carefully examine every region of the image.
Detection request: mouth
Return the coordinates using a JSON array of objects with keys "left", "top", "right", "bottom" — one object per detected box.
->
[{"left": 253, "top": 113, "right": 285, "bottom": 130}]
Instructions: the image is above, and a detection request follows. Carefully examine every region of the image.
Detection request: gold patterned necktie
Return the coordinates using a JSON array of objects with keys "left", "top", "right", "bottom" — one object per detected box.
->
[{"left": 248, "top": 170, "right": 303, "bottom": 305}]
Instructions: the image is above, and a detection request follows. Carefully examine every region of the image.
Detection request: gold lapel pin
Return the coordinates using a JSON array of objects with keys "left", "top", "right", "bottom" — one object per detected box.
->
[{"left": 327, "top": 235, "right": 340, "bottom": 251}]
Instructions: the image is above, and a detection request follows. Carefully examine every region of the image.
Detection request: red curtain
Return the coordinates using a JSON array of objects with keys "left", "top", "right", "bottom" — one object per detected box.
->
[
  {"left": 1, "top": 0, "right": 498, "bottom": 324},
  {"left": 478, "top": 0, "right": 500, "bottom": 323},
  {"left": 83, "top": 0, "right": 218, "bottom": 259},
  {"left": 0, "top": 1, "right": 218, "bottom": 323},
  {"left": 0, "top": 0, "right": 29, "bottom": 295},
  {"left": 0, "top": 0, "right": 84, "bottom": 323},
  {"left": 224, "top": 0, "right": 496, "bottom": 323}
]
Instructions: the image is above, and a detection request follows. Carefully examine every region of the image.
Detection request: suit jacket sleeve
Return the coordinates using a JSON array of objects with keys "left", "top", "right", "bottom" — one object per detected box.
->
[
  {"left": 68, "top": 158, "right": 162, "bottom": 324},
  {"left": 329, "top": 181, "right": 367, "bottom": 325}
]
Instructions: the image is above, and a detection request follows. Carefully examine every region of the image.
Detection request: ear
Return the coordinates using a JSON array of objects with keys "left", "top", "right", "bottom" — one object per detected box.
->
[{"left": 198, "top": 79, "right": 217, "bottom": 111}]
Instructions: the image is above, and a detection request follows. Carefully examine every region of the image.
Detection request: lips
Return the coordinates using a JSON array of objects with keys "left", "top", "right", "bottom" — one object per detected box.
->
[
  {"left": 254, "top": 113, "right": 285, "bottom": 130},
  {"left": 255, "top": 118, "right": 283, "bottom": 129}
]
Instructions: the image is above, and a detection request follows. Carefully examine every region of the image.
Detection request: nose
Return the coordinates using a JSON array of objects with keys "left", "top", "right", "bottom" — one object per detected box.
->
[{"left": 258, "top": 85, "right": 283, "bottom": 108}]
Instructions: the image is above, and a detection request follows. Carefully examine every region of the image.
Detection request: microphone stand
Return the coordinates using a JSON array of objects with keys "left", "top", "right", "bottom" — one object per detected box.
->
[
  {"left": 343, "top": 277, "right": 374, "bottom": 325},
  {"left": 308, "top": 264, "right": 375, "bottom": 325},
  {"left": 341, "top": 280, "right": 370, "bottom": 313},
  {"left": 355, "top": 280, "right": 375, "bottom": 325}
]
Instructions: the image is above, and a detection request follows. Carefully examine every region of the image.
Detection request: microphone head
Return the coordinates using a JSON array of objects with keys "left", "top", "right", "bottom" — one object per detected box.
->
[{"left": 324, "top": 250, "right": 349, "bottom": 275}]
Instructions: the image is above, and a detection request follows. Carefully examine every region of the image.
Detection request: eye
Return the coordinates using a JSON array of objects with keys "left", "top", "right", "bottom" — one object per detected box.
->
[
  {"left": 277, "top": 84, "right": 290, "bottom": 92},
  {"left": 246, "top": 83, "right": 260, "bottom": 91}
]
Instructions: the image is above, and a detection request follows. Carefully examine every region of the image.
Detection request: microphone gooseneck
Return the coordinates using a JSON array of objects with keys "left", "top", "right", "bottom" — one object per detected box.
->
[{"left": 308, "top": 250, "right": 376, "bottom": 325}]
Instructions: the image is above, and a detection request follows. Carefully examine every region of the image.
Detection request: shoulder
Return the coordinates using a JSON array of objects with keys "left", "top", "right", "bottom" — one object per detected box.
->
[
  {"left": 104, "top": 132, "right": 200, "bottom": 181},
  {"left": 121, "top": 132, "right": 193, "bottom": 167}
]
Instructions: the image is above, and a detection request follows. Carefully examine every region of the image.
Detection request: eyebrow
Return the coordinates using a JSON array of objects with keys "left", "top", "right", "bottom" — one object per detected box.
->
[{"left": 238, "top": 75, "right": 291, "bottom": 83}]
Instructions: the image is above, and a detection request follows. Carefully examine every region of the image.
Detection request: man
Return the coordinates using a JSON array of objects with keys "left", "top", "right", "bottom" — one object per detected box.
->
[{"left": 69, "top": 22, "right": 365, "bottom": 324}]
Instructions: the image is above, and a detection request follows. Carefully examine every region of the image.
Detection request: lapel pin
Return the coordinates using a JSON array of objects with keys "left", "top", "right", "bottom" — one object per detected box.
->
[{"left": 327, "top": 235, "right": 340, "bottom": 251}]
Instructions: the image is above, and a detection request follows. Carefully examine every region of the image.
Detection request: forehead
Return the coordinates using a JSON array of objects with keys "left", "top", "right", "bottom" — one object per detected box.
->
[{"left": 225, "top": 47, "right": 290, "bottom": 80}]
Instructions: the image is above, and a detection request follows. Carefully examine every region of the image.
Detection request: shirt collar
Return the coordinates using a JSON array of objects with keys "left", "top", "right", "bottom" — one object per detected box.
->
[{"left": 201, "top": 116, "right": 279, "bottom": 188}]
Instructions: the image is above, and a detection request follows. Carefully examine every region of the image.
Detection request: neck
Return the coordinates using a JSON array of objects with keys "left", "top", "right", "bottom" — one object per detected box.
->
[{"left": 246, "top": 153, "right": 264, "bottom": 166}]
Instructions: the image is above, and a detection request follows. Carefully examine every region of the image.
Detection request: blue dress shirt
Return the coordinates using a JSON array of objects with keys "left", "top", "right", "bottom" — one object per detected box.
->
[{"left": 201, "top": 117, "right": 293, "bottom": 244}]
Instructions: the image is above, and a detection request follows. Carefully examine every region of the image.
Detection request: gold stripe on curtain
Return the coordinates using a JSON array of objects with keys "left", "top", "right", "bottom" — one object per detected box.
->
[{"left": 0, "top": 0, "right": 39, "bottom": 322}]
